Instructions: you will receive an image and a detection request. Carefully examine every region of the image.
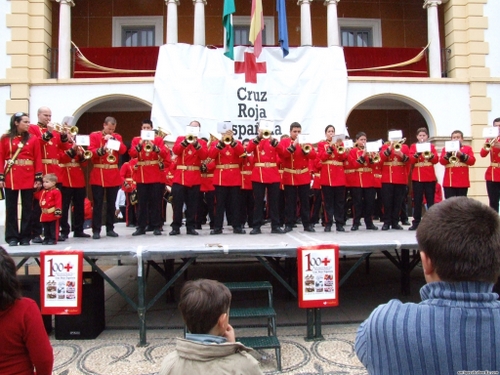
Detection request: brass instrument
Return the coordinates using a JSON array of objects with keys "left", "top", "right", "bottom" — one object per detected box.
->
[
  {"left": 392, "top": 137, "right": 407, "bottom": 152},
  {"left": 223, "top": 134, "right": 233, "bottom": 145},
  {"left": 336, "top": 145, "right": 345, "bottom": 154},
  {"left": 484, "top": 137, "right": 499, "bottom": 151},
  {"left": 186, "top": 134, "right": 197, "bottom": 143},
  {"left": 53, "top": 123, "right": 78, "bottom": 136},
  {"left": 302, "top": 144, "right": 312, "bottom": 153},
  {"left": 143, "top": 141, "right": 153, "bottom": 153},
  {"left": 78, "top": 146, "right": 92, "bottom": 160},
  {"left": 208, "top": 133, "right": 219, "bottom": 148},
  {"left": 106, "top": 149, "right": 116, "bottom": 163},
  {"left": 371, "top": 153, "right": 381, "bottom": 163},
  {"left": 449, "top": 151, "right": 459, "bottom": 164},
  {"left": 156, "top": 127, "right": 170, "bottom": 139},
  {"left": 423, "top": 150, "right": 432, "bottom": 159},
  {"left": 262, "top": 129, "right": 272, "bottom": 139}
]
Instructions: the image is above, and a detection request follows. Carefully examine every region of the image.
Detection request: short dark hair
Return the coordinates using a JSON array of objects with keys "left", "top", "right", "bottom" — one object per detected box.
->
[
  {"left": 355, "top": 132, "right": 366, "bottom": 141},
  {"left": 324, "top": 125, "right": 335, "bottom": 134},
  {"left": 0, "top": 248, "right": 21, "bottom": 310},
  {"left": 417, "top": 197, "right": 500, "bottom": 283},
  {"left": 290, "top": 122, "right": 301, "bottom": 132},
  {"left": 104, "top": 116, "right": 117, "bottom": 125},
  {"left": 493, "top": 118, "right": 500, "bottom": 124},
  {"left": 142, "top": 119, "right": 153, "bottom": 128},
  {"left": 451, "top": 130, "right": 463, "bottom": 138},
  {"left": 416, "top": 127, "right": 428, "bottom": 136},
  {"left": 179, "top": 279, "right": 231, "bottom": 334},
  {"left": 242, "top": 138, "right": 250, "bottom": 144}
]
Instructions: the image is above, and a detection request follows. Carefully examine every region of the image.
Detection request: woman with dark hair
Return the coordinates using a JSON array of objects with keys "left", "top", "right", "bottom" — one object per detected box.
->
[
  {"left": 0, "top": 248, "right": 53, "bottom": 374},
  {"left": 0, "top": 112, "right": 43, "bottom": 246}
]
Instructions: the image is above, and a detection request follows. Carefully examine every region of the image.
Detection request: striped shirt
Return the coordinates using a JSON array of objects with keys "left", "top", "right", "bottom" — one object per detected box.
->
[{"left": 355, "top": 281, "right": 500, "bottom": 374}]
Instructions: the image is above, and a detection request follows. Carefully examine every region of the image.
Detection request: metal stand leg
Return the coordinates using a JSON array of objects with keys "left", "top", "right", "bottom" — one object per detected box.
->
[{"left": 305, "top": 308, "right": 324, "bottom": 341}]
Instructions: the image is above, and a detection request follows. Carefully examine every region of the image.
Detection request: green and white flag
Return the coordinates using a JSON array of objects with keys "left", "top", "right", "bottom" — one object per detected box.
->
[{"left": 223, "top": 0, "right": 236, "bottom": 60}]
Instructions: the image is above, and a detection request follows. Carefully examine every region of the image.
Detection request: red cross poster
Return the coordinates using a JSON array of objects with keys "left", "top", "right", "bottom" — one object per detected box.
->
[
  {"left": 152, "top": 44, "right": 347, "bottom": 142},
  {"left": 40, "top": 250, "right": 83, "bottom": 315},
  {"left": 297, "top": 244, "right": 339, "bottom": 308}
]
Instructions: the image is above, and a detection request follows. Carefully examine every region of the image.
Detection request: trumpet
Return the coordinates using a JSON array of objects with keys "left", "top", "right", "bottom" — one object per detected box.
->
[
  {"left": 484, "top": 137, "right": 499, "bottom": 151},
  {"left": 186, "top": 134, "right": 197, "bottom": 143},
  {"left": 143, "top": 140, "right": 153, "bottom": 152},
  {"left": 423, "top": 150, "right": 432, "bottom": 159},
  {"left": 78, "top": 146, "right": 92, "bottom": 160},
  {"left": 156, "top": 127, "right": 170, "bottom": 139},
  {"left": 302, "top": 144, "right": 312, "bottom": 153},
  {"left": 371, "top": 153, "right": 381, "bottom": 163},
  {"left": 448, "top": 151, "right": 459, "bottom": 164},
  {"left": 106, "top": 149, "right": 116, "bottom": 163},
  {"left": 53, "top": 123, "right": 78, "bottom": 136},
  {"left": 392, "top": 137, "right": 407, "bottom": 151},
  {"left": 223, "top": 134, "right": 233, "bottom": 145},
  {"left": 336, "top": 145, "right": 345, "bottom": 154},
  {"left": 261, "top": 129, "right": 272, "bottom": 139}
]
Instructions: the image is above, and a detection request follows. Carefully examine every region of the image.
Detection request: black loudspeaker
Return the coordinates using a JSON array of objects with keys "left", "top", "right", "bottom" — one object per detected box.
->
[
  {"left": 55, "top": 271, "right": 105, "bottom": 340},
  {"left": 18, "top": 275, "right": 53, "bottom": 335}
]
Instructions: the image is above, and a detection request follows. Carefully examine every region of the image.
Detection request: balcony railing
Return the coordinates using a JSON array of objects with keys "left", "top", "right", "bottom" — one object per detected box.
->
[{"left": 49, "top": 46, "right": 429, "bottom": 79}]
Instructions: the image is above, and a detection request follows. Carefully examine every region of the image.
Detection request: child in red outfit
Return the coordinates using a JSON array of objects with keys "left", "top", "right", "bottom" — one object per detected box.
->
[{"left": 37, "top": 173, "right": 62, "bottom": 245}]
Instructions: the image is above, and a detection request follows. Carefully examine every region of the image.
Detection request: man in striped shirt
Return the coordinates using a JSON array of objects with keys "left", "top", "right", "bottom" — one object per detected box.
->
[{"left": 355, "top": 197, "right": 500, "bottom": 374}]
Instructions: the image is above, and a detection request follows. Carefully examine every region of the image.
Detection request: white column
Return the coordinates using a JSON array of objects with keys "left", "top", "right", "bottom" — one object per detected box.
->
[
  {"left": 166, "top": 0, "right": 180, "bottom": 44},
  {"left": 324, "top": 0, "right": 340, "bottom": 47},
  {"left": 193, "top": 0, "right": 206, "bottom": 46},
  {"left": 56, "top": 0, "right": 74, "bottom": 79},
  {"left": 298, "top": 0, "right": 313, "bottom": 46},
  {"left": 424, "top": 0, "right": 442, "bottom": 78}
]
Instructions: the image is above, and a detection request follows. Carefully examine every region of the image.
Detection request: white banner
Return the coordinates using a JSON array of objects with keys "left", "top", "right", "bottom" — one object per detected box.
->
[{"left": 151, "top": 44, "right": 348, "bottom": 142}]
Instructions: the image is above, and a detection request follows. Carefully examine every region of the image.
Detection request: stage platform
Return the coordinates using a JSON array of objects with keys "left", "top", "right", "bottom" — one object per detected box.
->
[{"left": 6, "top": 221, "right": 421, "bottom": 345}]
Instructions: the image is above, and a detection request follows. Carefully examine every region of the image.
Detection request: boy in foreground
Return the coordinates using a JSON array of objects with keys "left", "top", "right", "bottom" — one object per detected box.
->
[{"left": 159, "top": 279, "right": 263, "bottom": 375}]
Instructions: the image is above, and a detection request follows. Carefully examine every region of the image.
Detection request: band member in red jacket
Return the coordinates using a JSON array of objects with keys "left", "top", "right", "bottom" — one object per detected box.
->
[
  {"left": 208, "top": 130, "right": 246, "bottom": 234},
  {"left": 347, "top": 132, "right": 379, "bottom": 231},
  {"left": 196, "top": 152, "right": 216, "bottom": 229},
  {"left": 119, "top": 157, "right": 138, "bottom": 227},
  {"left": 408, "top": 127, "right": 438, "bottom": 230},
  {"left": 480, "top": 117, "right": 500, "bottom": 212},
  {"left": 169, "top": 120, "right": 208, "bottom": 235},
  {"left": 88, "top": 116, "right": 127, "bottom": 239},
  {"left": 278, "top": 122, "right": 316, "bottom": 233},
  {"left": 318, "top": 125, "right": 348, "bottom": 232},
  {"left": 246, "top": 125, "right": 285, "bottom": 234},
  {"left": 240, "top": 139, "right": 255, "bottom": 229},
  {"left": 58, "top": 137, "right": 91, "bottom": 239},
  {"left": 380, "top": 133, "right": 410, "bottom": 230},
  {"left": 37, "top": 173, "right": 62, "bottom": 245},
  {"left": 0, "top": 112, "right": 43, "bottom": 246},
  {"left": 28, "top": 106, "right": 70, "bottom": 243},
  {"left": 440, "top": 130, "right": 476, "bottom": 199},
  {"left": 129, "top": 120, "right": 170, "bottom": 236}
]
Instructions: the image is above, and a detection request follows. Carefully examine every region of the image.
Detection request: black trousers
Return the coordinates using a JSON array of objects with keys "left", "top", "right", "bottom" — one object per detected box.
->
[
  {"left": 60, "top": 186, "right": 86, "bottom": 235},
  {"left": 412, "top": 180, "right": 436, "bottom": 224},
  {"left": 214, "top": 185, "right": 242, "bottom": 230},
  {"left": 5, "top": 188, "right": 33, "bottom": 243},
  {"left": 444, "top": 187, "right": 468, "bottom": 199},
  {"left": 137, "top": 182, "right": 163, "bottom": 230},
  {"left": 381, "top": 183, "right": 407, "bottom": 226},
  {"left": 91, "top": 185, "right": 119, "bottom": 233},
  {"left": 42, "top": 221, "right": 57, "bottom": 242},
  {"left": 252, "top": 182, "right": 280, "bottom": 229},
  {"left": 351, "top": 186, "right": 375, "bottom": 226},
  {"left": 240, "top": 189, "right": 254, "bottom": 228},
  {"left": 486, "top": 180, "right": 500, "bottom": 213},
  {"left": 321, "top": 185, "right": 345, "bottom": 227},
  {"left": 196, "top": 190, "right": 215, "bottom": 227},
  {"left": 31, "top": 199, "right": 42, "bottom": 238},
  {"left": 171, "top": 183, "right": 200, "bottom": 230},
  {"left": 284, "top": 184, "right": 311, "bottom": 228},
  {"left": 125, "top": 192, "right": 138, "bottom": 226},
  {"left": 310, "top": 189, "right": 323, "bottom": 225}
]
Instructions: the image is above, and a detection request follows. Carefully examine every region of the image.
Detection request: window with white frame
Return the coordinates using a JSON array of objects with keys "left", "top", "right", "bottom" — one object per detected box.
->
[
  {"left": 339, "top": 18, "right": 382, "bottom": 47},
  {"left": 232, "top": 16, "right": 275, "bottom": 46},
  {"left": 112, "top": 17, "right": 164, "bottom": 47}
]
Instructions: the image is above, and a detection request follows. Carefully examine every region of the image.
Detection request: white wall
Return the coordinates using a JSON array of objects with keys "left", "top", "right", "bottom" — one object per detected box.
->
[
  {"left": 488, "top": 83, "right": 500, "bottom": 124},
  {"left": 0, "top": 0, "right": 11, "bottom": 80},
  {"left": 484, "top": 0, "right": 500, "bottom": 78}
]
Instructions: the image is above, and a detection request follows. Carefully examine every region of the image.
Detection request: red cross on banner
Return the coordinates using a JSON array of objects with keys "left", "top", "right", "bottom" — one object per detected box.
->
[{"left": 234, "top": 52, "right": 267, "bottom": 84}]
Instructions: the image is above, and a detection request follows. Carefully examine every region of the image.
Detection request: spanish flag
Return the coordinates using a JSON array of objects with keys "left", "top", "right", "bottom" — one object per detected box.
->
[{"left": 249, "top": 0, "right": 263, "bottom": 58}]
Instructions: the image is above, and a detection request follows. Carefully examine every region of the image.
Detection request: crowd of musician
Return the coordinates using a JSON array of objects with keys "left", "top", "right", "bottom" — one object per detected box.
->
[{"left": 1, "top": 107, "right": 499, "bottom": 245}]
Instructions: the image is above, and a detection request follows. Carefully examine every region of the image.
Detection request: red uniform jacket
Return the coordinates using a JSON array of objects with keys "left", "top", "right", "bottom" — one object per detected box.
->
[
  {"left": 310, "top": 157, "right": 322, "bottom": 190},
  {"left": 480, "top": 141, "right": 500, "bottom": 182},
  {"left": 246, "top": 138, "right": 281, "bottom": 184},
  {"left": 0, "top": 134, "right": 43, "bottom": 190},
  {"left": 58, "top": 148, "right": 87, "bottom": 188},
  {"left": 278, "top": 138, "right": 316, "bottom": 186},
  {"left": 38, "top": 187, "right": 62, "bottom": 222},
  {"left": 208, "top": 140, "right": 245, "bottom": 187},
  {"left": 440, "top": 144, "right": 475, "bottom": 187},
  {"left": 240, "top": 154, "right": 254, "bottom": 190},
  {"left": 29, "top": 124, "right": 70, "bottom": 181},
  {"left": 120, "top": 159, "right": 137, "bottom": 193},
  {"left": 172, "top": 136, "right": 208, "bottom": 187},
  {"left": 409, "top": 143, "right": 438, "bottom": 182},
  {"left": 347, "top": 146, "right": 375, "bottom": 188},
  {"left": 372, "top": 160, "right": 382, "bottom": 189},
  {"left": 129, "top": 136, "right": 170, "bottom": 184},
  {"left": 318, "top": 141, "right": 347, "bottom": 187},
  {"left": 380, "top": 143, "right": 410, "bottom": 185},
  {"left": 201, "top": 159, "right": 216, "bottom": 192},
  {"left": 88, "top": 131, "right": 127, "bottom": 187}
]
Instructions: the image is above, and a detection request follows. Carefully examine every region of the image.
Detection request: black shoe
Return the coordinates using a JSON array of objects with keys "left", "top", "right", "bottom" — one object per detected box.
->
[
  {"left": 74, "top": 231, "right": 91, "bottom": 238},
  {"left": 42, "top": 240, "right": 49, "bottom": 245},
  {"left": 408, "top": 224, "right": 418, "bottom": 231},
  {"left": 8, "top": 240, "right": 18, "bottom": 246},
  {"left": 366, "top": 224, "right": 379, "bottom": 230},
  {"left": 153, "top": 229, "right": 162, "bottom": 235},
  {"left": 324, "top": 226, "right": 332, "bottom": 232},
  {"left": 32, "top": 236, "right": 43, "bottom": 244},
  {"left": 250, "top": 227, "right": 262, "bottom": 235},
  {"left": 392, "top": 224, "right": 404, "bottom": 230},
  {"left": 382, "top": 224, "right": 390, "bottom": 231},
  {"left": 233, "top": 228, "right": 246, "bottom": 234},
  {"left": 210, "top": 228, "right": 223, "bottom": 235},
  {"left": 107, "top": 230, "right": 119, "bottom": 237},
  {"left": 169, "top": 229, "right": 180, "bottom": 235},
  {"left": 132, "top": 229, "right": 146, "bottom": 236},
  {"left": 336, "top": 225, "right": 345, "bottom": 232},
  {"left": 284, "top": 225, "right": 293, "bottom": 232},
  {"left": 59, "top": 234, "right": 68, "bottom": 241},
  {"left": 304, "top": 225, "right": 315, "bottom": 233},
  {"left": 145, "top": 225, "right": 154, "bottom": 232},
  {"left": 271, "top": 227, "right": 286, "bottom": 234},
  {"left": 47, "top": 240, "right": 55, "bottom": 245},
  {"left": 20, "top": 239, "right": 30, "bottom": 246},
  {"left": 92, "top": 232, "right": 101, "bottom": 239},
  {"left": 195, "top": 224, "right": 202, "bottom": 230},
  {"left": 351, "top": 225, "right": 359, "bottom": 231},
  {"left": 186, "top": 229, "right": 199, "bottom": 235},
  {"left": 401, "top": 221, "right": 411, "bottom": 226}
]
